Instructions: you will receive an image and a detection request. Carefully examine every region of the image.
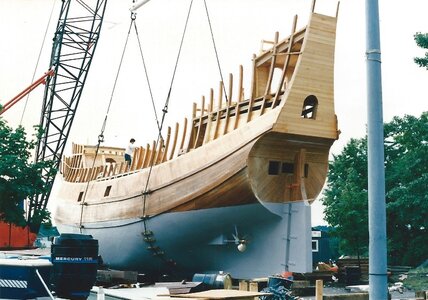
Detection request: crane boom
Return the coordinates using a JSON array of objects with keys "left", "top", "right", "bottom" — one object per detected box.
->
[
  {"left": 0, "top": 70, "right": 55, "bottom": 116},
  {"left": 28, "top": 0, "right": 108, "bottom": 231}
]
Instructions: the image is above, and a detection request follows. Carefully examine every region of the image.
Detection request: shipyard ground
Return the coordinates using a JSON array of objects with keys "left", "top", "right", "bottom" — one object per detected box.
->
[{"left": 1, "top": 248, "right": 424, "bottom": 300}]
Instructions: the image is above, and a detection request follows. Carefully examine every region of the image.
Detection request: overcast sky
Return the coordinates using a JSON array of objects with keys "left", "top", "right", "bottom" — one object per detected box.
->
[{"left": 1, "top": 0, "right": 427, "bottom": 225}]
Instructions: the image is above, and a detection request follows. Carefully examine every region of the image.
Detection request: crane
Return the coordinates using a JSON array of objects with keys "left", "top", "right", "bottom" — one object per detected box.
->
[
  {"left": 0, "top": 70, "right": 55, "bottom": 116},
  {"left": 27, "top": 0, "right": 108, "bottom": 231}
]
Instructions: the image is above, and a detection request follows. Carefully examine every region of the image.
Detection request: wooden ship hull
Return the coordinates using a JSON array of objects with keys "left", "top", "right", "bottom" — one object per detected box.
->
[{"left": 52, "top": 8, "right": 339, "bottom": 279}]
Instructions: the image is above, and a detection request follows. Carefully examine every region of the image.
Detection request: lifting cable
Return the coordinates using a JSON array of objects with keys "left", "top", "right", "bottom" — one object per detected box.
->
[
  {"left": 138, "top": 0, "right": 194, "bottom": 271},
  {"left": 79, "top": 13, "right": 137, "bottom": 231},
  {"left": 141, "top": 0, "right": 194, "bottom": 216},
  {"left": 203, "top": 0, "right": 228, "bottom": 103},
  {"left": 19, "top": 0, "right": 57, "bottom": 125},
  {"left": 133, "top": 20, "right": 161, "bottom": 133}
]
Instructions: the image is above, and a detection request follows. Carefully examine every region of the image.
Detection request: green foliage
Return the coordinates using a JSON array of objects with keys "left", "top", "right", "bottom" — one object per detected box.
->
[
  {"left": 322, "top": 138, "right": 369, "bottom": 257},
  {"left": 414, "top": 32, "right": 428, "bottom": 69},
  {"left": 403, "top": 266, "right": 428, "bottom": 291},
  {"left": 384, "top": 113, "right": 428, "bottom": 265},
  {"left": 321, "top": 112, "right": 428, "bottom": 266},
  {"left": 0, "top": 114, "right": 55, "bottom": 227}
]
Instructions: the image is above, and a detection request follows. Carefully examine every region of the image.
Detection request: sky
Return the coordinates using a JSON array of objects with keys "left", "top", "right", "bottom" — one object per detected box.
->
[{"left": 1, "top": 0, "right": 427, "bottom": 225}]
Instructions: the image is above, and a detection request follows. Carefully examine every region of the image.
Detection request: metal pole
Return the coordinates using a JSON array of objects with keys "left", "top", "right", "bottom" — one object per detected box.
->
[{"left": 365, "top": 0, "right": 388, "bottom": 299}]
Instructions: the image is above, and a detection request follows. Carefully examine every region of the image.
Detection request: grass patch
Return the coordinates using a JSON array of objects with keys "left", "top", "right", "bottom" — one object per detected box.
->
[{"left": 403, "top": 267, "right": 428, "bottom": 291}]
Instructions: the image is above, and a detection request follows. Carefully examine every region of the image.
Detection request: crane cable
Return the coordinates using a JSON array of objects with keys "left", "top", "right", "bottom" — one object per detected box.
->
[
  {"left": 78, "top": 13, "right": 137, "bottom": 231},
  {"left": 203, "top": 0, "right": 228, "bottom": 103},
  {"left": 20, "top": 0, "right": 57, "bottom": 125},
  {"left": 141, "top": 0, "right": 194, "bottom": 216},
  {"left": 140, "top": 0, "right": 224, "bottom": 216},
  {"left": 139, "top": 0, "right": 194, "bottom": 271}
]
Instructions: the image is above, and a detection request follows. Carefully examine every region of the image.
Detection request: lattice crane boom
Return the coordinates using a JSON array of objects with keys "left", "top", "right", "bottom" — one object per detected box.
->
[{"left": 28, "top": 0, "right": 108, "bottom": 230}]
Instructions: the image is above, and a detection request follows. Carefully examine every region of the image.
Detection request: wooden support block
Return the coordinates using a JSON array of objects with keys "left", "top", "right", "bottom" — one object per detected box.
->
[
  {"left": 249, "top": 281, "right": 259, "bottom": 292},
  {"left": 415, "top": 290, "right": 426, "bottom": 300},
  {"left": 239, "top": 280, "right": 249, "bottom": 291},
  {"left": 315, "top": 279, "right": 323, "bottom": 300}
]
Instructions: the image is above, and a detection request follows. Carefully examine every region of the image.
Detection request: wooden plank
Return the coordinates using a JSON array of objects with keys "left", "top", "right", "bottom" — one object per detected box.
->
[
  {"left": 259, "top": 31, "right": 279, "bottom": 116},
  {"left": 142, "top": 143, "right": 151, "bottom": 168},
  {"left": 223, "top": 74, "right": 233, "bottom": 135},
  {"left": 154, "top": 138, "right": 164, "bottom": 165},
  {"left": 239, "top": 281, "right": 249, "bottom": 291},
  {"left": 130, "top": 147, "right": 139, "bottom": 171},
  {"left": 162, "top": 127, "right": 172, "bottom": 162},
  {"left": 233, "top": 66, "right": 244, "bottom": 130},
  {"left": 246, "top": 54, "right": 257, "bottom": 123},
  {"left": 203, "top": 88, "right": 214, "bottom": 145},
  {"left": 272, "top": 15, "right": 298, "bottom": 108},
  {"left": 193, "top": 96, "right": 205, "bottom": 149},
  {"left": 147, "top": 140, "right": 156, "bottom": 167},
  {"left": 169, "top": 122, "right": 179, "bottom": 160},
  {"left": 136, "top": 147, "right": 146, "bottom": 169},
  {"left": 228, "top": 72, "right": 233, "bottom": 102},
  {"left": 213, "top": 81, "right": 223, "bottom": 140},
  {"left": 178, "top": 118, "right": 188, "bottom": 155}
]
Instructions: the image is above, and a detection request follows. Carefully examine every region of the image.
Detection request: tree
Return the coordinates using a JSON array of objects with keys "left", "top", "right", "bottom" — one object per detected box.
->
[
  {"left": 0, "top": 113, "right": 55, "bottom": 227},
  {"left": 321, "top": 112, "right": 428, "bottom": 266},
  {"left": 322, "top": 138, "right": 369, "bottom": 258},
  {"left": 384, "top": 113, "right": 428, "bottom": 265},
  {"left": 414, "top": 32, "right": 428, "bottom": 69}
]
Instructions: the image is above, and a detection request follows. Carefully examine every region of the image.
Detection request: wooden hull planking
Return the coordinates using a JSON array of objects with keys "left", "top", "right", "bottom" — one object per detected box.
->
[{"left": 52, "top": 10, "right": 339, "bottom": 277}]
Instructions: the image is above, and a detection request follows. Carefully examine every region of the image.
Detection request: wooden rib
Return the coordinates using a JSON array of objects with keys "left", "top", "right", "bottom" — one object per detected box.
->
[
  {"left": 154, "top": 138, "right": 164, "bottom": 165},
  {"left": 91, "top": 166, "right": 99, "bottom": 180},
  {"left": 113, "top": 163, "right": 120, "bottom": 175},
  {"left": 68, "top": 151, "right": 78, "bottom": 181},
  {"left": 213, "top": 81, "right": 223, "bottom": 139},
  {"left": 336, "top": 1, "right": 340, "bottom": 19},
  {"left": 188, "top": 102, "right": 197, "bottom": 150},
  {"left": 147, "top": 140, "right": 157, "bottom": 167},
  {"left": 178, "top": 118, "right": 188, "bottom": 155},
  {"left": 311, "top": 0, "right": 316, "bottom": 13},
  {"left": 136, "top": 147, "right": 146, "bottom": 169},
  {"left": 142, "top": 143, "right": 151, "bottom": 168},
  {"left": 130, "top": 147, "right": 139, "bottom": 171},
  {"left": 259, "top": 32, "right": 279, "bottom": 116},
  {"left": 116, "top": 162, "right": 123, "bottom": 174},
  {"left": 68, "top": 166, "right": 75, "bottom": 182},
  {"left": 107, "top": 164, "right": 114, "bottom": 177},
  {"left": 203, "top": 88, "right": 214, "bottom": 145},
  {"left": 238, "top": 65, "right": 243, "bottom": 102},
  {"left": 272, "top": 15, "right": 298, "bottom": 108},
  {"left": 233, "top": 66, "right": 243, "bottom": 130},
  {"left": 246, "top": 54, "right": 257, "bottom": 123},
  {"left": 162, "top": 126, "right": 172, "bottom": 162},
  {"left": 169, "top": 122, "right": 179, "bottom": 160},
  {"left": 193, "top": 96, "right": 205, "bottom": 149},
  {"left": 89, "top": 167, "right": 96, "bottom": 180},
  {"left": 83, "top": 168, "right": 91, "bottom": 182},
  {"left": 223, "top": 74, "right": 233, "bottom": 135},
  {"left": 228, "top": 73, "right": 233, "bottom": 102},
  {"left": 192, "top": 102, "right": 197, "bottom": 119},
  {"left": 100, "top": 166, "right": 108, "bottom": 179}
]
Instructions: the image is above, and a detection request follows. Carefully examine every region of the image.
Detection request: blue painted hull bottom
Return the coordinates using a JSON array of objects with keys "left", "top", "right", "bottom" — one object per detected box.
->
[{"left": 57, "top": 201, "right": 312, "bottom": 279}]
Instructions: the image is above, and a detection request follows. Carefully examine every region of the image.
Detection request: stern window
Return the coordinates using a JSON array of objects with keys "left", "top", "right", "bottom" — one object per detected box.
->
[
  {"left": 268, "top": 161, "right": 280, "bottom": 175},
  {"left": 282, "top": 162, "right": 294, "bottom": 174}
]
